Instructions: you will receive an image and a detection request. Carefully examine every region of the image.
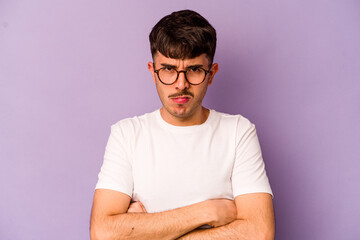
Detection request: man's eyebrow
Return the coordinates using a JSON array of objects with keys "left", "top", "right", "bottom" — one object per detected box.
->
[
  {"left": 160, "top": 63, "right": 177, "bottom": 68},
  {"left": 159, "top": 63, "right": 204, "bottom": 69},
  {"left": 186, "top": 64, "right": 203, "bottom": 69}
]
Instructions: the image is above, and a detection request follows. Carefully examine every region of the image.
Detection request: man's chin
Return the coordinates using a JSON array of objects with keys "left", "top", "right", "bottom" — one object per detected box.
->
[
  {"left": 167, "top": 106, "right": 192, "bottom": 118},
  {"left": 171, "top": 109, "right": 189, "bottom": 118}
]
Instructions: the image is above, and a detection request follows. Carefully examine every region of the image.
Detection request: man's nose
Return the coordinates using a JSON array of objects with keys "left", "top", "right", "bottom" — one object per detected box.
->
[{"left": 175, "top": 71, "right": 189, "bottom": 90}]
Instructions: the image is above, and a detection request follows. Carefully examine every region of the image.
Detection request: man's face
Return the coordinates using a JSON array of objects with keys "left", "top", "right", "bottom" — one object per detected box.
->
[{"left": 148, "top": 52, "right": 218, "bottom": 124}]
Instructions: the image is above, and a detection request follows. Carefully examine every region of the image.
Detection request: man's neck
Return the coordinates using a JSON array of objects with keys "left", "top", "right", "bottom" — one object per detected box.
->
[{"left": 160, "top": 107, "right": 210, "bottom": 126}]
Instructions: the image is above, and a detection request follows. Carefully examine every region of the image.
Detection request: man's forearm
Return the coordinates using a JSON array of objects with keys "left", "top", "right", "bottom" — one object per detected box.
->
[
  {"left": 177, "top": 219, "right": 275, "bottom": 240},
  {"left": 91, "top": 201, "right": 213, "bottom": 240}
]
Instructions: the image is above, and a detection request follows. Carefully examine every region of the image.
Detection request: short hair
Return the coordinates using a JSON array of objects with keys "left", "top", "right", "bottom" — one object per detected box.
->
[{"left": 149, "top": 9, "right": 217, "bottom": 64}]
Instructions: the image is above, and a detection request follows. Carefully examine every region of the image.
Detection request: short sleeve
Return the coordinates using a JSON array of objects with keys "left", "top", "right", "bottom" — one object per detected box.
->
[
  {"left": 95, "top": 122, "right": 133, "bottom": 197},
  {"left": 231, "top": 117, "right": 273, "bottom": 198}
]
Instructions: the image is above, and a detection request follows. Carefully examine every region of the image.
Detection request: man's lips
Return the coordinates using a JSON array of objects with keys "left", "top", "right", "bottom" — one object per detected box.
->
[{"left": 171, "top": 96, "right": 190, "bottom": 104}]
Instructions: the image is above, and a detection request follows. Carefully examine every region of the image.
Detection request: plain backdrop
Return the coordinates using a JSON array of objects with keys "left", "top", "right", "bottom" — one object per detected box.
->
[{"left": 1, "top": 0, "right": 359, "bottom": 239}]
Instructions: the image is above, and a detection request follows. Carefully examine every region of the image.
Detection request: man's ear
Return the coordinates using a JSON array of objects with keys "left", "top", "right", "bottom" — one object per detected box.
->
[
  {"left": 147, "top": 61, "right": 156, "bottom": 84},
  {"left": 207, "top": 63, "right": 219, "bottom": 86}
]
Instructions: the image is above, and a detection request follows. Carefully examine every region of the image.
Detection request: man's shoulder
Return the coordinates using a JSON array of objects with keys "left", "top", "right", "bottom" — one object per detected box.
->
[
  {"left": 211, "top": 109, "right": 253, "bottom": 127},
  {"left": 210, "top": 110, "right": 257, "bottom": 140},
  {"left": 110, "top": 109, "right": 159, "bottom": 131}
]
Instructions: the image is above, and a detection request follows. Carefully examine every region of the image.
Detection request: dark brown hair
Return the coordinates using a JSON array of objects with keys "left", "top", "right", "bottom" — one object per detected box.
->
[{"left": 149, "top": 10, "right": 217, "bottom": 64}]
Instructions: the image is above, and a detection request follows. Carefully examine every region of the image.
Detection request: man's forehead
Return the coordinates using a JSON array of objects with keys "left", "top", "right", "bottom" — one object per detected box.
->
[{"left": 154, "top": 52, "right": 210, "bottom": 66}]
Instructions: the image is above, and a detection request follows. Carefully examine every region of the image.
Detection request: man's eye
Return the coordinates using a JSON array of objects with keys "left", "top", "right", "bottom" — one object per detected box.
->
[
  {"left": 164, "top": 67, "right": 175, "bottom": 72},
  {"left": 189, "top": 67, "right": 201, "bottom": 72}
]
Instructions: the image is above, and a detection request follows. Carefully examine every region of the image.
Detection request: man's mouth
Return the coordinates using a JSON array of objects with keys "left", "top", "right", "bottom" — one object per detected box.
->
[
  {"left": 169, "top": 90, "right": 193, "bottom": 105},
  {"left": 171, "top": 96, "right": 190, "bottom": 104}
]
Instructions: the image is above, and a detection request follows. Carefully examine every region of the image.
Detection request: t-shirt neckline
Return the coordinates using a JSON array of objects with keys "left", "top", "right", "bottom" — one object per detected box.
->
[{"left": 155, "top": 108, "right": 215, "bottom": 134}]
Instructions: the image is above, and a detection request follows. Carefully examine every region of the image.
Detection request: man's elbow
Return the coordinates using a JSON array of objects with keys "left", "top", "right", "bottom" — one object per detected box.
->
[
  {"left": 254, "top": 227, "right": 275, "bottom": 240},
  {"left": 90, "top": 215, "right": 135, "bottom": 240},
  {"left": 242, "top": 220, "right": 274, "bottom": 240},
  {"left": 90, "top": 216, "right": 110, "bottom": 240},
  {"left": 90, "top": 228, "right": 99, "bottom": 240},
  {"left": 90, "top": 221, "right": 102, "bottom": 240},
  {"left": 90, "top": 223, "right": 115, "bottom": 240}
]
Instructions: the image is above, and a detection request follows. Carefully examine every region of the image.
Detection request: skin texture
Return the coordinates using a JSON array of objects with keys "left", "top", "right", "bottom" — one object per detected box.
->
[{"left": 90, "top": 53, "right": 275, "bottom": 239}]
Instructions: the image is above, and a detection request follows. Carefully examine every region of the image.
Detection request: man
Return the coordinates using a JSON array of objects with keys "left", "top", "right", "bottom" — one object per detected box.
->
[{"left": 90, "top": 9, "right": 275, "bottom": 240}]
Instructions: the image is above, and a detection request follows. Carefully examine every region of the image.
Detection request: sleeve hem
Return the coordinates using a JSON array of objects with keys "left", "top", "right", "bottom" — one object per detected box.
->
[
  {"left": 95, "top": 184, "right": 133, "bottom": 198},
  {"left": 233, "top": 187, "right": 274, "bottom": 199}
]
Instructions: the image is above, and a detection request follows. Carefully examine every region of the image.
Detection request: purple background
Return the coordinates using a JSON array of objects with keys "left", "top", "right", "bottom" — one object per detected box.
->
[{"left": 1, "top": 1, "right": 359, "bottom": 239}]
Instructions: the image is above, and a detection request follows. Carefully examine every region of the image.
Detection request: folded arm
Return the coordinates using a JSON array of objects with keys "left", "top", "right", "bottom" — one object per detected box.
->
[
  {"left": 90, "top": 189, "right": 237, "bottom": 240},
  {"left": 177, "top": 193, "right": 275, "bottom": 240}
]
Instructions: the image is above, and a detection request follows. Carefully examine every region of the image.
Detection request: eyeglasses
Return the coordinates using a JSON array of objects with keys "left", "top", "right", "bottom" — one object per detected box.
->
[{"left": 153, "top": 64, "right": 212, "bottom": 85}]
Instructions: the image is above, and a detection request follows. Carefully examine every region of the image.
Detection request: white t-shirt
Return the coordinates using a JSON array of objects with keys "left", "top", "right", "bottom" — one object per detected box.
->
[{"left": 96, "top": 109, "right": 272, "bottom": 213}]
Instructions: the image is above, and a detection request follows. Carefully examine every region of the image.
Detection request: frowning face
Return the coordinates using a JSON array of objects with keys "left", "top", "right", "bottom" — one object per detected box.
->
[{"left": 148, "top": 52, "right": 218, "bottom": 126}]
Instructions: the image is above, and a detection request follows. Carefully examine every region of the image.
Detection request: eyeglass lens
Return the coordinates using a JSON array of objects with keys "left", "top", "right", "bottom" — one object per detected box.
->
[{"left": 158, "top": 68, "right": 206, "bottom": 84}]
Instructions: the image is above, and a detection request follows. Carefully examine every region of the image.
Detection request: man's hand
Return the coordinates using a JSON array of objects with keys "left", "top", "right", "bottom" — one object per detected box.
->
[
  {"left": 205, "top": 199, "right": 237, "bottom": 227},
  {"left": 176, "top": 193, "right": 275, "bottom": 240},
  {"left": 127, "top": 201, "right": 147, "bottom": 213}
]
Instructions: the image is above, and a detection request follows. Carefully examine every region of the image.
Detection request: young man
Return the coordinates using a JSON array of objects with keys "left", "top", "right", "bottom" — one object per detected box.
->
[{"left": 90, "top": 10, "right": 275, "bottom": 240}]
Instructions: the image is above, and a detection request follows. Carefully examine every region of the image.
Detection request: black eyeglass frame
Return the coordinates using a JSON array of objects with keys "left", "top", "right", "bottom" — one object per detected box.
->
[{"left": 153, "top": 64, "right": 212, "bottom": 86}]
